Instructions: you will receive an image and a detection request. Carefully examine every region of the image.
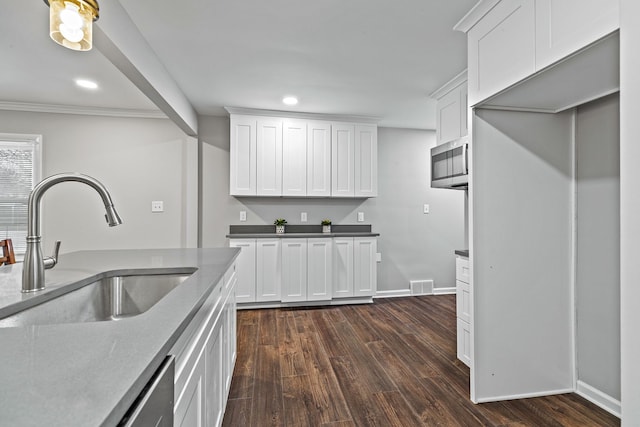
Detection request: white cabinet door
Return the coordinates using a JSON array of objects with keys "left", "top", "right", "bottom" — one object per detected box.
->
[
  {"left": 256, "top": 119, "right": 283, "bottom": 196},
  {"left": 256, "top": 239, "right": 281, "bottom": 302},
  {"left": 229, "top": 116, "right": 256, "bottom": 196},
  {"left": 353, "top": 237, "right": 376, "bottom": 297},
  {"left": 456, "top": 280, "right": 471, "bottom": 324},
  {"left": 467, "top": 0, "right": 535, "bottom": 105},
  {"left": 331, "top": 123, "right": 355, "bottom": 197},
  {"left": 222, "top": 285, "right": 236, "bottom": 398},
  {"left": 355, "top": 125, "right": 377, "bottom": 197},
  {"left": 307, "top": 121, "right": 332, "bottom": 197},
  {"left": 436, "top": 87, "right": 463, "bottom": 144},
  {"left": 282, "top": 119, "right": 307, "bottom": 196},
  {"left": 307, "top": 238, "right": 332, "bottom": 301},
  {"left": 535, "top": 0, "right": 619, "bottom": 70},
  {"left": 457, "top": 318, "right": 471, "bottom": 367},
  {"left": 205, "top": 320, "right": 224, "bottom": 427},
  {"left": 229, "top": 240, "right": 256, "bottom": 303},
  {"left": 333, "top": 237, "right": 354, "bottom": 298},
  {"left": 281, "top": 239, "right": 308, "bottom": 302},
  {"left": 174, "top": 347, "right": 205, "bottom": 427}
]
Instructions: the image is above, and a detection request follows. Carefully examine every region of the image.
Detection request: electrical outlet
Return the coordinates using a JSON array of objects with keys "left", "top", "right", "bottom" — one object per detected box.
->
[
  {"left": 240, "top": 211, "right": 247, "bottom": 221},
  {"left": 357, "top": 212, "right": 364, "bottom": 222},
  {"left": 301, "top": 212, "right": 307, "bottom": 222},
  {"left": 151, "top": 201, "right": 164, "bottom": 213},
  {"left": 423, "top": 204, "right": 430, "bottom": 214}
]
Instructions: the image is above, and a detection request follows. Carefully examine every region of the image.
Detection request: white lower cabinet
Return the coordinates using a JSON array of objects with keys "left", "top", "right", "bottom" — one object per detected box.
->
[
  {"left": 230, "top": 236, "right": 375, "bottom": 305},
  {"left": 282, "top": 238, "right": 333, "bottom": 302},
  {"left": 171, "top": 261, "right": 237, "bottom": 427},
  {"left": 334, "top": 237, "right": 377, "bottom": 299},
  {"left": 256, "top": 239, "right": 281, "bottom": 302},
  {"left": 455, "top": 255, "right": 471, "bottom": 367}
]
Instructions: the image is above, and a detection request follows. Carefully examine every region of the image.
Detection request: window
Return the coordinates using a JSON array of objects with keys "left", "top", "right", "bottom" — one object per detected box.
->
[{"left": 0, "top": 134, "right": 42, "bottom": 258}]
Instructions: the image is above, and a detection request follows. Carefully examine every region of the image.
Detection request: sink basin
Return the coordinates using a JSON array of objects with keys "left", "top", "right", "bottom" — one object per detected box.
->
[{"left": 0, "top": 272, "right": 193, "bottom": 328}]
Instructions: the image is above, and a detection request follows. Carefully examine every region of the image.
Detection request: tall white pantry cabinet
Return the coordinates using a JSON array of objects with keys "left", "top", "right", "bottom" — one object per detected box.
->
[{"left": 455, "top": 0, "right": 622, "bottom": 418}]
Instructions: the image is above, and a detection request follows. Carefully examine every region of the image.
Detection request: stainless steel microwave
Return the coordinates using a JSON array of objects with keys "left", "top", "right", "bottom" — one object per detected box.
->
[{"left": 431, "top": 137, "right": 468, "bottom": 189}]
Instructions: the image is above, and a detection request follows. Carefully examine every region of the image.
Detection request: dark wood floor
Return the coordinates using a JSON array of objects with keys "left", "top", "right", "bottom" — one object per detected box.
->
[{"left": 222, "top": 295, "right": 619, "bottom": 426}]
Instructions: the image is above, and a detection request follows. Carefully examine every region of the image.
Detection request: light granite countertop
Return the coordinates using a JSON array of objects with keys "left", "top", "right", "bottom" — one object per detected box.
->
[{"left": 0, "top": 248, "right": 239, "bottom": 427}]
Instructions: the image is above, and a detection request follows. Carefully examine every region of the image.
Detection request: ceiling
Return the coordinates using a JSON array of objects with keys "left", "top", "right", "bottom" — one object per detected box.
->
[{"left": 2, "top": 0, "right": 476, "bottom": 130}]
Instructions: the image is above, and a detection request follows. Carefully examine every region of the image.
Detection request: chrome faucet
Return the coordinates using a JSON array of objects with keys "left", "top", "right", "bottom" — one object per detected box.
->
[{"left": 21, "top": 173, "right": 123, "bottom": 293}]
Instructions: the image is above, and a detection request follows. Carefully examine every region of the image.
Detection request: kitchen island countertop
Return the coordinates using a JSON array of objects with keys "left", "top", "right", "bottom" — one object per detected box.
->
[{"left": 0, "top": 248, "right": 239, "bottom": 427}]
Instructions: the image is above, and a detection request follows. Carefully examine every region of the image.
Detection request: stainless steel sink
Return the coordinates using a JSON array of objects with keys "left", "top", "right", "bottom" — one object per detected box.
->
[{"left": 0, "top": 273, "right": 193, "bottom": 328}]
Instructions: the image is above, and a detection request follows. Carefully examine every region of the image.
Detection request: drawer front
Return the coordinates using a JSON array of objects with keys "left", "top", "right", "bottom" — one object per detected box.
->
[
  {"left": 455, "top": 256, "right": 470, "bottom": 284},
  {"left": 456, "top": 280, "right": 471, "bottom": 324}
]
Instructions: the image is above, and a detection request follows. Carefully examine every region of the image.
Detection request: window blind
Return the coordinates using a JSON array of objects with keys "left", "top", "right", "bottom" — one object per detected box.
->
[{"left": 0, "top": 136, "right": 41, "bottom": 256}]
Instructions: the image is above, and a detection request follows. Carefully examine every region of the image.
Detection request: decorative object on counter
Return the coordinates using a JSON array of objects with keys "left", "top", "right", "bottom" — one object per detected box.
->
[
  {"left": 274, "top": 218, "right": 287, "bottom": 234},
  {"left": 321, "top": 219, "right": 332, "bottom": 233}
]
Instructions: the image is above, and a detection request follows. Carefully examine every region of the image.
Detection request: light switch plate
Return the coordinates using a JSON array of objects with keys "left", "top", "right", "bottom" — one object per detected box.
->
[
  {"left": 240, "top": 211, "right": 247, "bottom": 221},
  {"left": 357, "top": 212, "right": 364, "bottom": 222},
  {"left": 423, "top": 204, "right": 430, "bottom": 214},
  {"left": 301, "top": 212, "right": 307, "bottom": 222}
]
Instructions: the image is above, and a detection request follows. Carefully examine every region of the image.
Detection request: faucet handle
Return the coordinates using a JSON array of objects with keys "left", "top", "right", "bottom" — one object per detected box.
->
[{"left": 43, "top": 240, "right": 61, "bottom": 270}]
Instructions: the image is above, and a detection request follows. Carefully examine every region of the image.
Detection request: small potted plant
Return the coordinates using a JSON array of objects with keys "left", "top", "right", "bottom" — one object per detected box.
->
[
  {"left": 321, "top": 219, "right": 332, "bottom": 233},
  {"left": 274, "top": 218, "right": 287, "bottom": 234}
]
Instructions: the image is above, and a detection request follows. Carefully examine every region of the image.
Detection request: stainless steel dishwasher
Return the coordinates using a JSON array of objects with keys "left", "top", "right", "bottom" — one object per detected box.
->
[{"left": 118, "top": 356, "right": 175, "bottom": 427}]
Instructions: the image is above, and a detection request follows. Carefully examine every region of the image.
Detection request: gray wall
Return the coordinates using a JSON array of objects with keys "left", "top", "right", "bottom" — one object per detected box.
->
[
  {"left": 575, "top": 93, "right": 620, "bottom": 400},
  {"left": 0, "top": 110, "right": 197, "bottom": 254},
  {"left": 199, "top": 117, "right": 465, "bottom": 292}
]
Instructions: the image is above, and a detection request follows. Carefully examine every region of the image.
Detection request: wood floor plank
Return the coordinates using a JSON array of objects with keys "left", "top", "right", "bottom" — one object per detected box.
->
[
  {"left": 298, "top": 330, "right": 352, "bottom": 424},
  {"left": 228, "top": 322, "right": 258, "bottom": 399},
  {"left": 253, "top": 344, "right": 284, "bottom": 426},
  {"left": 224, "top": 297, "right": 620, "bottom": 427},
  {"left": 278, "top": 313, "right": 307, "bottom": 378}
]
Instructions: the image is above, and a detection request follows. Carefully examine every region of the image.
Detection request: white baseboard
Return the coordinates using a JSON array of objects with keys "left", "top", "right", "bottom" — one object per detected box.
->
[
  {"left": 475, "top": 387, "right": 575, "bottom": 404},
  {"left": 576, "top": 380, "right": 621, "bottom": 418},
  {"left": 433, "top": 287, "right": 456, "bottom": 295},
  {"left": 374, "top": 289, "right": 411, "bottom": 298}
]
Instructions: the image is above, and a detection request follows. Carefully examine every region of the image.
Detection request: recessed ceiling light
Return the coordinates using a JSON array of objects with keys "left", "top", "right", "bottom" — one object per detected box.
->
[
  {"left": 75, "top": 79, "right": 98, "bottom": 90},
  {"left": 282, "top": 96, "right": 298, "bottom": 106}
]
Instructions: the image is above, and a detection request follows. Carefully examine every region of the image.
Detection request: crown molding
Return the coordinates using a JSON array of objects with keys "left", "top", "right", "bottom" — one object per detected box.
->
[
  {"left": 453, "top": 0, "right": 501, "bottom": 33},
  {"left": 429, "top": 69, "right": 468, "bottom": 99},
  {"left": 0, "top": 101, "right": 167, "bottom": 119},
  {"left": 224, "top": 107, "right": 380, "bottom": 124}
]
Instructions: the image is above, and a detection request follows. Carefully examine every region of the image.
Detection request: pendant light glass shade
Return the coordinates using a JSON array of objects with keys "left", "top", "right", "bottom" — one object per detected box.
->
[{"left": 45, "top": 0, "right": 99, "bottom": 51}]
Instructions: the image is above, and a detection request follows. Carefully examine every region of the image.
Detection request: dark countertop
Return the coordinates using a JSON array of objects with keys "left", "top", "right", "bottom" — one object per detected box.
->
[
  {"left": 455, "top": 249, "right": 469, "bottom": 257},
  {"left": 0, "top": 248, "right": 239, "bottom": 427},
  {"left": 227, "top": 223, "right": 379, "bottom": 238}
]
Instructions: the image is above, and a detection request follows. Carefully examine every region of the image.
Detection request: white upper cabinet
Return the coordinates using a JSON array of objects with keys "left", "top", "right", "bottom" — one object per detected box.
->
[
  {"left": 467, "top": 0, "right": 536, "bottom": 106},
  {"left": 228, "top": 110, "right": 376, "bottom": 198},
  {"left": 331, "top": 123, "right": 355, "bottom": 197},
  {"left": 306, "top": 121, "right": 332, "bottom": 197},
  {"left": 355, "top": 124, "right": 378, "bottom": 197},
  {"left": 229, "top": 116, "right": 257, "bottom": 196},
  {"left": 282, "top": 119, "right": 307, "bottom": 196},
  {"left": 459, "top": 0, "right": 620, "bottom": 107},
  {"left": 256, "top": 119, "right": 283, "bottom": 196},
  {"left": 433, "top": 71, "right": 468, "bottom": 146},
  {"left": 332, "top": 123, "right": 378, "bottom": 197},
  {"left": 535, "top": 0, "right": 619, "bottom": 70}
]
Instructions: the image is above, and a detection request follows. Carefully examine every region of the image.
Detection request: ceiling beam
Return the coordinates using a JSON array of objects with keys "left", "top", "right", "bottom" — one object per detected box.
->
[{"left": 93, "top": 0, "right": 198, "bottom": 136}]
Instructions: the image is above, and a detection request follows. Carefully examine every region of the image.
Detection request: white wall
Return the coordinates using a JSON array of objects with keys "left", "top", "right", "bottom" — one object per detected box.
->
[
  {"left": 199, "top": 117, "right": 465, "bottom": 292},
  {"left": 575, "top": 94, "right": 620, "bottom": 403},
  {"left": 0, "top": 110, "right": 197, "bottom": 254}
]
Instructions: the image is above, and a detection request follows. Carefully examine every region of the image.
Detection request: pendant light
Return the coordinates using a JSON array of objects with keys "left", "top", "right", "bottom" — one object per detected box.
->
[{"left": 44, "top": 0, "right": 99, "bottom": 51}]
